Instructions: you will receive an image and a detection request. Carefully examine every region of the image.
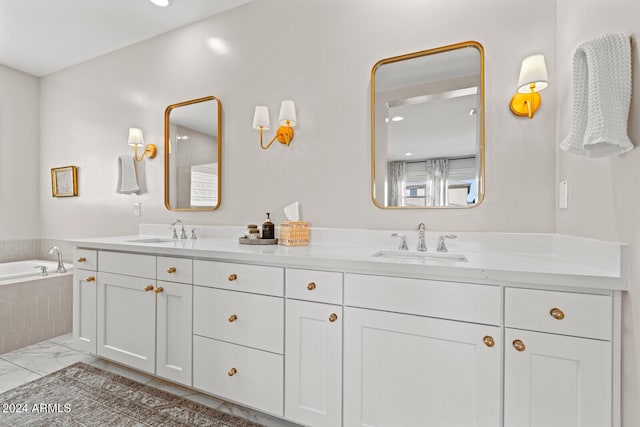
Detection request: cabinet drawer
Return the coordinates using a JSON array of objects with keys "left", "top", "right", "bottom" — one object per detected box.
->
[
  {"left": 193, "top": 260, "right": 283, "bottom": 296},
  {"left": 98, "top": 251, "right": 155, "bottom": 279},
  {"left": 157, "top": 256, "right": 192, "bottom": 283},
  {"left": 505, "top": 288, "right": 612, "bottom": 340},
  {"left": 286, "top": 268, "right": 342, "bottom": 304},
  {"left": 193, "top": 286, "right": 284, "bottom": 354},
  {"left": 74, "top": 249, "right": 97, "bottom": 271},
  {"left": 344, "top": 273, "right": 500, "bottom": 325},
  {"left": 193, "top": 336, "right": 283, "bottom": 416}
]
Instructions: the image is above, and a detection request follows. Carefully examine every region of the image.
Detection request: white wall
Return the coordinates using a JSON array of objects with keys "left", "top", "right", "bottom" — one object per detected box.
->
[
  {"left": 38, "top": 0, "right": 557, "bottom": 239},
  {"left": 0, "top": 65, "right": 40, "bottom": 239},
  {"left": 555, "top": 1, "right": 640, "bottom": 424}
]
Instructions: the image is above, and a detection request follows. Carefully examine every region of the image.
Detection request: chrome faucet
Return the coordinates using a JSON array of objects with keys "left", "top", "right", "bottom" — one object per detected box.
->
[
  {"left": 48, "top": 246, "right": 67, "bottom": 273},
  {"left": 391, "top": 233, "right": 409, "bottom": 251},
  {"left": 436, "top": 235, "right": 457, "bottom": 252},
  {"left": 417, "top": 223, "right": 427, "bottom": 252},
  {"left": 171, "top": 220, "right": 187, "bottom": 239},
  {"left": 190, "top": 227, "right": 200, "bottom": 240}
]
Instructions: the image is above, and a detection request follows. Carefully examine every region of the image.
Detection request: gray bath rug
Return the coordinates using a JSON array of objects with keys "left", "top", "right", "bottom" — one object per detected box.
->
[{"left": 0, "top": 362, "right": 265, "bottom": 426}]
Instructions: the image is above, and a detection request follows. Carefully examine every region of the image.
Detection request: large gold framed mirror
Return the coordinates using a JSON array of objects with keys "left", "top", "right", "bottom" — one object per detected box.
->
[
  {"left": 371, "top": 41, "right": 484, "bottom": 208},
  {"left": 164, "top": 96, "right": 221, "bottom": 211}
]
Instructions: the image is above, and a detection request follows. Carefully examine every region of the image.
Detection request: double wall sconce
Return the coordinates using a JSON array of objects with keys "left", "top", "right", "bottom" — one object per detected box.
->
[
  {"left": 509, "top": 54, "right": 549, "bottom": 119},
  {"left": 128, "top": 128, "right": 156, "bottom": 161},
  {"left": 252, "top": 100, "right": 297, "bottom": 150}
]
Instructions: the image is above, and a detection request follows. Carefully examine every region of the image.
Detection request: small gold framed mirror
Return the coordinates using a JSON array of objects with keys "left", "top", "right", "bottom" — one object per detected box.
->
[
  {"left": 371, "top": 41, "right": 485, "bottom": 208},
  {"left": 164, "top": 96, "right": 222, "bottom": 211}
]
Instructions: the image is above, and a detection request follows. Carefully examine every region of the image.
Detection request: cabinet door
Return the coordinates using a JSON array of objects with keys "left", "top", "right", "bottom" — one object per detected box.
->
[
  {"left": 72, "top": 269, "right": 97, "bottom": 353},
  {"left": 285, "top": 300, "right": 342, "bottom": 427},
  {"left": 97, "top": 272, "right": 156, "bottom": 373},
  {"left": 344, "top": 307, "right": 500, "bottom": 427},
  {"left": 156, "top": 281, "right": 192, "bottom": 386},
  {"left": 505, "top": 328, "right": 612, "bottom": 427}
]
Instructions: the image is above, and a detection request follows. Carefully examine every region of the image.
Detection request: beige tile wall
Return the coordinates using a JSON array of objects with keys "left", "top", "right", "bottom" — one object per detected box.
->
[{"left": 0, "top": 274, "right": 72, "bottom": 355}]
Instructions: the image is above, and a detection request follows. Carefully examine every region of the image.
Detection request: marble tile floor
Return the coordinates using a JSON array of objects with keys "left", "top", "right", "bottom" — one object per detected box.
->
[{"left": 0, "top": 334, "right": 300, "bottom": 427}]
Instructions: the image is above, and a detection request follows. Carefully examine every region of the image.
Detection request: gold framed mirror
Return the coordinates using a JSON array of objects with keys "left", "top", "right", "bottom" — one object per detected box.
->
[
  {"left": 371, "top": 41, "right": 484, "bottom": 208},
  {"left": 164, "top": 96, "right": 222, "bottom": 211}
]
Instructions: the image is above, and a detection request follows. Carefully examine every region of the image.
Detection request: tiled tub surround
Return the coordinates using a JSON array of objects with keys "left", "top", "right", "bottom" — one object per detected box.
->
[
  {"left": 71, "top": 225, "right": 628, "bottom": 427},
  {"left": 0, "top": 238, "right": 75, "bottom": 264},
  {"left": 0, "top": 272, "right": 73, "bottom": 355}
]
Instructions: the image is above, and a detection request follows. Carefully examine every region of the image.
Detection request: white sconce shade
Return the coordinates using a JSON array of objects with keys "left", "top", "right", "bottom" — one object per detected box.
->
[
  {"left": 128, "top": 128, "right": 144, "bottom": 146},
  {"left": 127, "top": 127, "right": 156, "bottom": 161},
  {"left": 278, "top": 99, "right": 297, "bottom": 126},
  {"left": 252, "top": 106, "right": 271, "bottom": 130},
  {"left": 517, "top": 54, "right": 549, "bottom": 93}
]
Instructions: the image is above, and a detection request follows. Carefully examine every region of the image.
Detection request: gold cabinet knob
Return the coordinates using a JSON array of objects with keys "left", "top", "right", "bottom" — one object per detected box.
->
[
  {"left": 329, "top": 313, "right": 338, "bottom": 323},
  {"left": 228, "top": 367, "right": 237, "bottom": 376},
  {"left": 167, "top": 267, "right": 177, "bottom": 274},
  {"left": 77, "top": 257, "right": 86, "bottom": 263},
  {"left": 228, "top": 314, "right": 238, "bottom": 322},
  {"left": 512, "top": 339, "right": 526, "bottom": 352},
  {"left": 228, "top": 274, "right": 237, "bottom": 282},
  {"left": 144, "top": 285, "right": 154, "bottom": 292},
  {"left": 86, "top": 276, "right": 96, "bottom": 282},
  {"left": 307, "top": 282, "right": 316, "bottom": 291},
  {"left": 549, "top": 307, "right": 565, "bottom": 320},
  {"left": 154, "top": 287, "right": 164, "bottom": 294},
  {"left": 483, "top": 336, "right": 495, "bottom": 348}
]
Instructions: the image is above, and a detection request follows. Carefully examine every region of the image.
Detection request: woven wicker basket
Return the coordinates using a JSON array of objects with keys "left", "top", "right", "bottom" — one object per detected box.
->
[{"left": 279, "top": 221, "right": 309, "bottom": 246}]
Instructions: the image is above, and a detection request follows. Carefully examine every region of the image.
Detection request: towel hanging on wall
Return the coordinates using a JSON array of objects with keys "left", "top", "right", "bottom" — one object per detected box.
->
[
  {"left": 559, "top": 32, "right": 633, "bottom": 157},
  {"left": 116, "top": 155, "right": 140, "bottom": 194}
]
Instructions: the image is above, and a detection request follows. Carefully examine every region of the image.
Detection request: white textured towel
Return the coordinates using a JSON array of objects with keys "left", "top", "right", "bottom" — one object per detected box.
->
[
  {"left": 116, "top": 155, "right": 140, "bottom": 194},
  {"left": 559, "top": 33, "right": 633, "bottom": 157}
]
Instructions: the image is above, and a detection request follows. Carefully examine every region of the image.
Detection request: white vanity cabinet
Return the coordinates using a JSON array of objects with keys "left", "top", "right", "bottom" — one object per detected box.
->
[
  {"left": 284, "top": 269, "right": 343, "bottom": 427},
  {"left": 72, "top": 249, "right": 98, "bottom": 353},
  {"left": 504, "top": 288, "right": 614, "bottom": 427},
  {"left": 343, "top": 273, "right": 502, "bottom": 427},
  {"left": 192, "top": 260, "right": 285, "bottom": 416},
  {"left": 93, "top": 252, "right": 193, "bottom": 385}
]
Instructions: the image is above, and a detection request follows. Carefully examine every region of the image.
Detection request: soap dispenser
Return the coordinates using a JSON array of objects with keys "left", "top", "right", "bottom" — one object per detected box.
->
[{"left": 262, "top": 212, "right": 275, "bottom": 239}]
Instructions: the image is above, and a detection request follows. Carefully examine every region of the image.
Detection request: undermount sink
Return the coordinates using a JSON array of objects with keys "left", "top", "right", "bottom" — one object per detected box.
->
[
  {"left": 126, "top": 238, "right": 175, "bottom": 244},
  {"left": 372, "top": 250, "right": 468, "bottom": 262}
]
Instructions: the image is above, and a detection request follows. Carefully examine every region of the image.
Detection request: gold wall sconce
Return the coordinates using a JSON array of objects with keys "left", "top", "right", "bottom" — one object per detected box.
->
[
  {"left": 252, "top": 100, "right": 297, "bottom": 149},
  {"left": 509, "top": 54, "right": 549, "bottom": 119},
  {"left": 128, "top": 128, "right": 156, "bottom": 161}
]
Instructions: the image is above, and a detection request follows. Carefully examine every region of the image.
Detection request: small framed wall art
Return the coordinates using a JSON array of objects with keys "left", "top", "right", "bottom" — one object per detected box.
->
[{"left": 51, "top": 166, "right": 78, "bottom": 197}]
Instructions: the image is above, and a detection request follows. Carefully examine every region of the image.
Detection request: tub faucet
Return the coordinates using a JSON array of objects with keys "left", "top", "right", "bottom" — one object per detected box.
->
[
  {"left": 417, "top": 223, "right": 427, "bottom": 252},
  {"left": 48, "top": 246, "right": 67, "bottom": 273}
]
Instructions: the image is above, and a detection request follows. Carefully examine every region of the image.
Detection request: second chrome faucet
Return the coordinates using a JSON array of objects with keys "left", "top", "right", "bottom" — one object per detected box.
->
[{"left": 417, "top": 223, "right": 427, "bottom": 251}]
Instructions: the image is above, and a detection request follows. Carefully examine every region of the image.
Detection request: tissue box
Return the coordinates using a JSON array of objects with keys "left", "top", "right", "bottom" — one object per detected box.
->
[{"left": 279, "top": 221, "right": 309, "bottom": 246}]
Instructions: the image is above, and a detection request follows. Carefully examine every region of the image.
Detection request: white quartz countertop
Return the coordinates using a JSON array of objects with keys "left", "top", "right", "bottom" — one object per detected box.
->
[{"left": 70, "top": 226, "right": 629, "bottom": 292}]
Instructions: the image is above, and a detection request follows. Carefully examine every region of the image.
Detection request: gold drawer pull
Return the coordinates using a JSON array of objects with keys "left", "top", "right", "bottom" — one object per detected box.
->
[
  {"left": 512, "top": 339, "right": 526, "bottom": 352},
  {"left": 86, "top": 276, "right": 95, "bottom": 282},
  {"left": 77, "top": 257, "right": 87, "bottom": 263},
  {"left": 329, "top": 313, "right": 338, "bottom": 323},
  {"left": 228, "top": 274, "right": 237, "bottom": 282},
  {"left": 228, "top": 368, "right": 237, "bottom": 376},
  {"left": 167, "top": 267, "right": 177, "bottom": 274},
  {"left": 144, "top": 285, "right": 154, "bottom": 292},
  {"left": 483, "top": 336, "right": 495, "bottom": 348},
  {"left": 549, "top": 307, "right": 565, "bottom": 320},
  {"left": 307, "top": 282, "right": 316, "bottom": 291},
  {"left": 154, "top": 287, "right": 164, "bottom": 294},
  {"left": 228, "top": 314, "right": 238, "bottom": 322}
]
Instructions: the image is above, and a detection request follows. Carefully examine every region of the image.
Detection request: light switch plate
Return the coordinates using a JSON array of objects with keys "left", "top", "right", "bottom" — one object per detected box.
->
[
  {"left": 133, "top": 202, "right": 141, "bottom": 217},
  {"left": 559, "top": 181, "right": 568, "bottom": 209}
]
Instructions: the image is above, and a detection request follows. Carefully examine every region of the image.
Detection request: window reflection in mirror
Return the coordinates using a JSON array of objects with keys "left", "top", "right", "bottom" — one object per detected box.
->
[
  {"left": 371, "top": 41, "right": 484, "bottom": 208},
  {"left": 164, "top": 96, "right": 222, "bottom": 210}
]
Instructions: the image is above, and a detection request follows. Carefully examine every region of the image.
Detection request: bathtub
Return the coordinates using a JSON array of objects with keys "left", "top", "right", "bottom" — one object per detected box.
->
[
  {"left": 0, "top": 259, "right": 73, "bottom": 282},
  {"left": 0, "top": 259, "right": 73, "bottom": 355}
]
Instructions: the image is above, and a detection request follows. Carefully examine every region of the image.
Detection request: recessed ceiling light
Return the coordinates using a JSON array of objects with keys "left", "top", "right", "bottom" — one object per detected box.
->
[
  {"left": 150, "top": 0, "right": 171, "bottom": 7},
  {"left": 404, "top": 152, "right": 413, "bottom": 157},
  {"left": 391, "top": 116, "right": 404, "bottom": 122}
]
